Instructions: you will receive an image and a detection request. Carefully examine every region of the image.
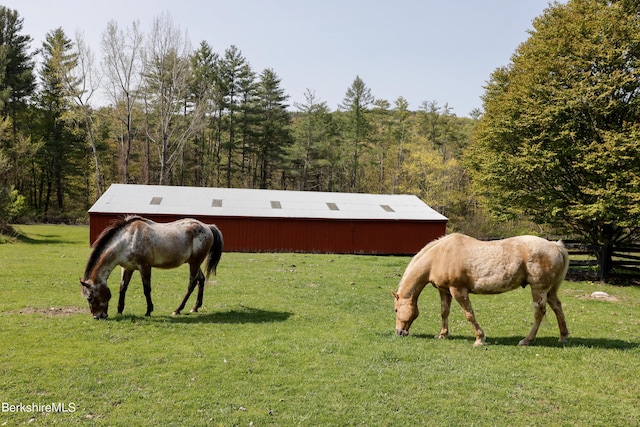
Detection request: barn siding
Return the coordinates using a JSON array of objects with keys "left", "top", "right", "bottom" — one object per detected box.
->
[{"left": 89, "top": 213, "right": 446, "bottom": 255}]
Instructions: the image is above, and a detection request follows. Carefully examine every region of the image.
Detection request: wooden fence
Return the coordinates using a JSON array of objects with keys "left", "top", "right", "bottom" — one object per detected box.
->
[{"left": 564, "top": 240, "right": 640, "bottom": 282}]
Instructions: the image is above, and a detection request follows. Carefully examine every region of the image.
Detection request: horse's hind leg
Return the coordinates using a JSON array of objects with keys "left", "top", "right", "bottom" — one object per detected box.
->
[
  {"left": 173, "top": 265, "right": 199, "bottom": 315},
  {"left": 190, "top": 269, "right": 206, "bottom": 313},
  {"left": 547, "top": 286, "right": 569, "bottom": 343},
  {"left": 519, "top": 288, "right": 547, "bottom": 346},
  {"left": 451, "top": 287, "right": 485, "bottom": 346}
]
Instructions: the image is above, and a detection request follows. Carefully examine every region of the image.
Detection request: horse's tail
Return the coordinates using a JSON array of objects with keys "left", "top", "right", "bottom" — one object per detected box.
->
[
  {"left": 205, "top": 225, "right": 224, "bottom": 279},
  {"left": 554, "top": 240, "right": 570, "bottom": 289}
]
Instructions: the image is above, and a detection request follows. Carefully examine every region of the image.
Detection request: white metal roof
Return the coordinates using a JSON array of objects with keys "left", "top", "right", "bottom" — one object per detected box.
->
[{"left": 89, "top": 184, "right": 448, "bottom": 221}]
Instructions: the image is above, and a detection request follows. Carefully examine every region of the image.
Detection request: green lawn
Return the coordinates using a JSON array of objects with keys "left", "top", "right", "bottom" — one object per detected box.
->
[{"left": 1, "top": 225, "right": 639, "bottom": 426}]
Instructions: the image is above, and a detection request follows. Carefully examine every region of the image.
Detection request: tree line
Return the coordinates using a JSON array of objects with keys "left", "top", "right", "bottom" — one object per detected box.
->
[
  {"left": 0, "top": 8, "right": 479, "bottom": 229},
  {"left": 2, "top": 0, "right": 640, "bottom": 280}
]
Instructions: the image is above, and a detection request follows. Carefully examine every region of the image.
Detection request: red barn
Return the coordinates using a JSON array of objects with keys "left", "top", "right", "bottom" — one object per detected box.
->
[{"left": 88, "top": 184, "right": 447, "bottom": 255}]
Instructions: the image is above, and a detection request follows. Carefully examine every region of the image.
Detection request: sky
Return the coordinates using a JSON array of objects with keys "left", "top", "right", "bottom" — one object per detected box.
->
[{"left": 4, "top": 0, "right": 559, "bottom": 117}]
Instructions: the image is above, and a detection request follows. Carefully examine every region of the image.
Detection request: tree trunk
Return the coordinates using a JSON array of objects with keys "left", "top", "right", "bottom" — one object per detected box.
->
[{"left": 597, "top": 243, "right": 614, "bottom": 282}]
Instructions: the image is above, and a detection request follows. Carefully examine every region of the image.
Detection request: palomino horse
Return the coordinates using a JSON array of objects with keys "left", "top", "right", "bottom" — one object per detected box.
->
[
  {"left": 392, "top": 233, "right": 569, "bottom": 346},
  {"left": 80, "top": 215, "right": 223, "bottom": 319}
]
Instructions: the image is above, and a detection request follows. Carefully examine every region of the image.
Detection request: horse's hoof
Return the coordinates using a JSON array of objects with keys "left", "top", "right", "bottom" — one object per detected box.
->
[
  {"left": 473, "top": 340, "right": 485, "bottom": 347},
  {"left": 434, "top": 334, "right": 448, "bottom": 340},
  {"left": 518, "top": 339, "right": 533, "bottom": 346},
  {"left": 172, "top": 311, "right": 179, "bottom": 316}
]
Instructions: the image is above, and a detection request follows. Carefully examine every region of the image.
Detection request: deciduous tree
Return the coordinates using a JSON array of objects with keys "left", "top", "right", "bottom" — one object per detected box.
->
[
  {"left": 101, "top": 19, "right": 144, "bottom": 184},
  {"left": 468, "top": 0, "right": 640, "bottom": 278},
  {"left": 143, "top": 12, "right": 198, "bottom": 185}
]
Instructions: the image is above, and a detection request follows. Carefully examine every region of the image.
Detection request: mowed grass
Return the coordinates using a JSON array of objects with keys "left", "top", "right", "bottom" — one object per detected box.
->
[{"left": 1, "top": 225, "right": 640, "bottom": 426}]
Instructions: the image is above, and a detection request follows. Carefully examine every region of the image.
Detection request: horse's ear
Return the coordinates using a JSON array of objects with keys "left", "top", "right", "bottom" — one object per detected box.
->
[
  {"left": 80, "top": 279, "right": 90, "bottom": 288},
  {"left": 391, "top": 291, "right": 400, "bottom": 300}
]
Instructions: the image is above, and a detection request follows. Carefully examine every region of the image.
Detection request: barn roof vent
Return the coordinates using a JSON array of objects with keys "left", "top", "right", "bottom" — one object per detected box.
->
[
  {"left": 326, "top": 202, "right": 339, "bottom": 211},
  {"left": 380, "top": 204, "right": 395, "bottom": 212},
  {"left": 270, "top": 201, "right": 282, "bottom": 209},
  {"left": 212, "top": 199, "right": 222, "bottom": 207},
  {"left": 150, "top": 197, "right": 163, "bottom": 205}
]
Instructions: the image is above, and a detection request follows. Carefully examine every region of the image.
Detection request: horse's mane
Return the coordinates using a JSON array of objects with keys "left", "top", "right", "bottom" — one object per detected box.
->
[
  {"left": 83, "top": 215, "right": 145, "bottom": 279},
  {"left": 408, "top": 234, "right": 451, "bottom": 264},
  {"left": 424, "top": 234, "right": 451, "bottom": 251},
  {"left": 399, "top": 234, "right": 451, "bottom": 287}
]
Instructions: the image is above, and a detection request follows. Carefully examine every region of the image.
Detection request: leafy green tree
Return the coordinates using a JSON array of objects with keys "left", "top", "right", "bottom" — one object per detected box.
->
[
  {"left": 468, "top": 0, "right": 640, "bottom": 277},
  {"left": 418, "top": 100, "right": 466, "bottom": 159}
]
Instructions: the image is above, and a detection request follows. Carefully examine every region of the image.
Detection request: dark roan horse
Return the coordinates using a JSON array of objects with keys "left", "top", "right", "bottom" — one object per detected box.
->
[{"left": 80, "top": 215, "right": 223, "bottom": 319}]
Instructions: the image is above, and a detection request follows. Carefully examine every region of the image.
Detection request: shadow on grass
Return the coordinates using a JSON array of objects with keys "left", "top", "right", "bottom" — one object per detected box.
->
[
  {"left": 112, "top": 305, "right": 293, "bottom": 325},
  {"left": 409, "top": 333, "right": 639, "bottom": 349},
  {"left": 15, "top": 233, "right": 75, "bottom": 245}
]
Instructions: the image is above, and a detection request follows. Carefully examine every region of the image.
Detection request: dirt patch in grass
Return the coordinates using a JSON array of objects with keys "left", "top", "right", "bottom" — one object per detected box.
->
[{"left": 10, "top": 306, "right": 87, "bottom": 316}]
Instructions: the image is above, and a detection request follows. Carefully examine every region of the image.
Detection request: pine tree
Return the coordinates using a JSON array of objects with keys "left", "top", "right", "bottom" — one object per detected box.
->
[
  {"left": 36, "top": 27, "right": 80, "bottom": 216},
  {"left": 0, "top": 7, "right": 35, "bottom": 122},
  {"left": 219, "top": 45, "right": 252, "bottom": 187},
  {"left": 340, "top": 76, "right": 374, "bottom": 191},
  {"left": 189, "top": 41, "right": 218, "bottom": 187},
  {"left": 291, "top": 89, "right": 337, "bottom": 190},
  {"left": 0, "top": 6, "right": 36, "bottom": 204},
  {"left": 255, "top": 68, "right": 291, "bottom": 189}
]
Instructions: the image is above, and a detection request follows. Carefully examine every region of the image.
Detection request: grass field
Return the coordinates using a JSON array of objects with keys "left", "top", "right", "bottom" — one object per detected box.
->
[{"left": 1, "top": 224, "right": 640, "bottom": 426}]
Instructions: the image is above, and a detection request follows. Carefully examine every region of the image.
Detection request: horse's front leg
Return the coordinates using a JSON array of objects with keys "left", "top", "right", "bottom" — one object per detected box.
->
[
  {"left": 435, "top": 288, "right": 452, "bottom": 339},
  {"left": 451, "top": 287, "right": 485, "bottom": 346},
  {"left": 140, "top": 266, "right": 154, "bottom": 316},
  {"left": 117, "top": 268, "right": 134, "bottom": 315}
]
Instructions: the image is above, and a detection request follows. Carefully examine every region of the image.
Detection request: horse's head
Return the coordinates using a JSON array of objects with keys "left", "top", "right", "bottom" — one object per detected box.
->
[
  {"left": 80, "top": 279, "right": 112, "bottom": 319},
  {"left": 392, "top": 291, "right": 419, "bottom": 336}
]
